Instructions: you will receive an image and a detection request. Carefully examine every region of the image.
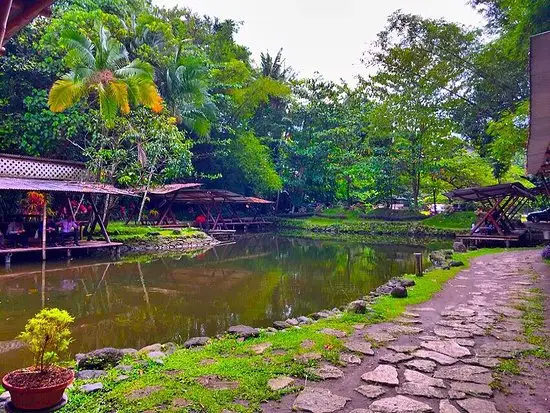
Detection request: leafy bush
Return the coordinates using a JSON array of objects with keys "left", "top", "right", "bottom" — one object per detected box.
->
[
  {"left": 541, "top": 245, "right": 550, "bottom": 260},
  {"left": 18, "top": 308, "right": 74, "bottom": 372}
]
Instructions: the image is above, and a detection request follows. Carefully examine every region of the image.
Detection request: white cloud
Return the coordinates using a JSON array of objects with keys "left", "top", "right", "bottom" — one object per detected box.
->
[{"left": 154, "top": 0, "right": 485, "bottom": 83}]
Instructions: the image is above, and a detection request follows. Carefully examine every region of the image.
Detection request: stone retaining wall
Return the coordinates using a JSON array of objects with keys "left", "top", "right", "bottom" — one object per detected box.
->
[{"left": 120, "top": 233, "right": 219, "bottom": 253}]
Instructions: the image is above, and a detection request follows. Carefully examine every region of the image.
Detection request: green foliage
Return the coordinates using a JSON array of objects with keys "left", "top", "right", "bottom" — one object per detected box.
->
[
  {"left": 228, "top": 132, "right": 282, "bottom": 195},
  {"left": 18, "top": 308, "right": 74, "bottom": 372}
]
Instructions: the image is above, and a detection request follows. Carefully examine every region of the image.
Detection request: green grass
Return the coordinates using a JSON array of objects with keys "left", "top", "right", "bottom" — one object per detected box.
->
[
  {"left": 98, "top": 222, "right": 204, "bottom": 242},
  {"left": 422, "top": 211, "right": 475, "bottom": 231},
  {"left": 59, "top": 247, "right": 506, "bottom": 413}
]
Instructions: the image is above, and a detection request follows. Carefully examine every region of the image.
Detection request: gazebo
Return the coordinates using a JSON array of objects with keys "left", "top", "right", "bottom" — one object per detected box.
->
[
  {"left": 0, "top": 153, "right": 133, "bottom": 263},
  {"left": 446, "top": 182, "right": 534, "bottom": 247},
  {"left": 138, "top": 185, "right": 274, "bottom": 231}
]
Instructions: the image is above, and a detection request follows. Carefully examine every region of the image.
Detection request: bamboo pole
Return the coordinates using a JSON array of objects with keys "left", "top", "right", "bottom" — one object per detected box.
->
[{"left": 41, "top": 196, "right": 47, "bottom": 261}]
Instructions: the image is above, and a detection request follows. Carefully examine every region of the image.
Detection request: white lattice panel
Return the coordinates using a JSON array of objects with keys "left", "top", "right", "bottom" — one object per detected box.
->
[{"left": 0, "top": 154, "right": 88, "bottom": 181}]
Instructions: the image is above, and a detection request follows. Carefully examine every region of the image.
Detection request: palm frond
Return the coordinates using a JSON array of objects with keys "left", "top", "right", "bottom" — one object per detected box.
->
[
  {"left": 60, "top": 30, "right": 95, "bottom": 69},
  {"left": 115, "top": 59, "right": 154, "bottom": 80},
  {"left": 98, "top": 86, "right": 119, "bottom": 127},
  {"left": 48, "top": 79, "right": 86, "bottom": 112},
  {"left": 108, "top": 80, "right": 130, "bottom": 114}
]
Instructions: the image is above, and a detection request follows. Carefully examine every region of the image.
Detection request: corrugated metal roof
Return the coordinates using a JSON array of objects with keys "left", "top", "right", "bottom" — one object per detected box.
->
[{"left": 0, "top": 177, "right": 136, "bottom": 196}]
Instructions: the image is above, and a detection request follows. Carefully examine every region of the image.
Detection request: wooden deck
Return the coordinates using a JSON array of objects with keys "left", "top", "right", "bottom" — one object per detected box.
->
[
  {"left": 456, "top": 230, "right": 528, "bottom": 247},
  {"left": 0, "top": 240, "right": 123, "bottom": 265}
]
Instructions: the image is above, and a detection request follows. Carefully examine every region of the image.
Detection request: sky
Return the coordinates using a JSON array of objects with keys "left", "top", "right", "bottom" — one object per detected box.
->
[{"left": 155, "top": 0, "right": 486, "bottom": 83}]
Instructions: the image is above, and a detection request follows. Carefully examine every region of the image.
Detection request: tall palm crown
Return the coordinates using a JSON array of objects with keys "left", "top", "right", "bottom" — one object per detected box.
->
[{"left": 48, "top": 25, "right": 163, "bottom": 126}]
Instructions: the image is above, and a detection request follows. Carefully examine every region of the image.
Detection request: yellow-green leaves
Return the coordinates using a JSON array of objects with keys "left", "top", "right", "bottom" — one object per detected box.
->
[{"left": 18, "top": 308, "right": 74, "bottom": 372}]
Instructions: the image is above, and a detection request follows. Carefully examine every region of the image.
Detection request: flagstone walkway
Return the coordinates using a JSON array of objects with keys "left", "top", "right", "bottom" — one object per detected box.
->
[{"left": 262, "top": 250, "right": 550, "bottom": 413}]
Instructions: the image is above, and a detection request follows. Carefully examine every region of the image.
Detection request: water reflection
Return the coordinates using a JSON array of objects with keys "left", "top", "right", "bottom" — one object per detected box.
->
[{"left": 0, "top": 234, "right": 425, "bottom": 374}]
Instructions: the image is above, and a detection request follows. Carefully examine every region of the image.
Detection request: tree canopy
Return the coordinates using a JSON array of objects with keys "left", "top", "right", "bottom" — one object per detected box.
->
[{"left": 0, "top": 0, "right": 545, "bottom": 209}]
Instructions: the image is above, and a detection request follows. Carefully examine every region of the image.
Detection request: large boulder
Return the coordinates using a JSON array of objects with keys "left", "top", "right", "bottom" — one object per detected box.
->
[
  {"left": 184, "top": 337, "right": 210, "bottom": 348},
  {"left": 391, "top": 286, "right": 408, "bottom": 298},
  {"left": 76, "top": 347, "right": 124, "bottom": 370},
  {"left": 453, "top": 242, "right": 467, "bottom": 253},
  {"left": 346, "top": 300, "right": 369, "bottom": 314},
  {"left": 227, "top": 325, "right": 259, "bottom": 339},
  {"left": 399, "top": 279, "right": 416, "bottom": 288}
]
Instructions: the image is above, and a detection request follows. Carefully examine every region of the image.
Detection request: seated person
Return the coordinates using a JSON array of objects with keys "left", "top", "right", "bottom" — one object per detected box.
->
[
  {"left": 6, "top": 217, "right": 28, "bottom": 247},
  {"left": 57, "top": 215, "right": 79, "bottom": 246},
  {"left": 38, "top": 218, "right": 58, "bottom": 246},
  {"left": 0, "top": 230, "right": 4, "bottom": 248}
]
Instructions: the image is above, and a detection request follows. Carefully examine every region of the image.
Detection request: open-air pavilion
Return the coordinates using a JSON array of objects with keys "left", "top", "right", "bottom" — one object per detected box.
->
[
  {"left": 0, "top": 154, "right": 133, "bottom": 264},
  {"left": 446, "top": 182, "right": 535, "bottom": 247},
  {"left": 140, "top": 185, "right": 274, "bottom": 232}
]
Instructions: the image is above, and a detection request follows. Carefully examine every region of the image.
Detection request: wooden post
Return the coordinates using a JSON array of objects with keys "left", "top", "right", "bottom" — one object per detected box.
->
[
  {"left": 89, "top": 194, "right": 111, "bottom": 243},
  {"left": 414, "top": 253, "right": 423, "bottom": 277},
  {"left": 41, "top": 196, "right": 47, "bottom": 261}
]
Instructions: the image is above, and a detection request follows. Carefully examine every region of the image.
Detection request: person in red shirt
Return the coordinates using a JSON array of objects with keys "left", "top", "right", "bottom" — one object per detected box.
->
[{"left": 195, "top": 214, "right": 207, "bottom": 230}]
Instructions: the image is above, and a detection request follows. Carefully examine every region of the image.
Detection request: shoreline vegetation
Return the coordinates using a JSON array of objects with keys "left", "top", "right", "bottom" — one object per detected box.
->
[
  {"left": 56, "top": 247, "right": 502, "bottom": 412},
  {"left": 276, "top": 210, "right": 475, "bottom": 238}
]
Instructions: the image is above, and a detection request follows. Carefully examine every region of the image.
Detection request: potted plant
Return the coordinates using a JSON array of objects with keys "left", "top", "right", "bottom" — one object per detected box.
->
[{"left": 2, "top": 308, "right": 75, "bottom": 410}]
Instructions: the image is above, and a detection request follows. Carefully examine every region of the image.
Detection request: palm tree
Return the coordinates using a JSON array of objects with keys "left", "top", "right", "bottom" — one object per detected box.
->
[
  {"left": 161, "top": 44, "right": 218, "bottom": 138},
  {"left": 48, "top": 24, "right": 163, "bottom": 127}
]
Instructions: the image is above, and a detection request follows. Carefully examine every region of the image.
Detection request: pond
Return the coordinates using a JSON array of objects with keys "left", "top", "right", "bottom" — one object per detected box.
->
[{"left": 0, "top": 234, "right": 430, "bottom": 375}]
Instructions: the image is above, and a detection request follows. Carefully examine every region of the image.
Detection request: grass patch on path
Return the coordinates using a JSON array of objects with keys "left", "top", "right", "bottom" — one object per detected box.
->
[{"left": 61, "top": 248, "right": 506, "bottom": 413}]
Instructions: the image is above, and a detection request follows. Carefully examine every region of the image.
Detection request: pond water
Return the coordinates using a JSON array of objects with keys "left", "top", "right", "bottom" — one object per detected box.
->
[{"left": 0, "top": 234, "right": 429, "bottom": 374}]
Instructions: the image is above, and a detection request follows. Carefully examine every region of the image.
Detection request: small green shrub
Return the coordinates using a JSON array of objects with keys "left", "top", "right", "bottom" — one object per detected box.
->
[{"left": 18, "top": 308, "right": 74, "bottom": 372}]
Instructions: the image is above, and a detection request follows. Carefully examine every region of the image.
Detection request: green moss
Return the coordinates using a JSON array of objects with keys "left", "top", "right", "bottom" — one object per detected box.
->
[
  {"left": 421, "top": 211, "right": 475, "bottom": 231},
  {"left": 496, "top": 359, "right": 521, "bottom": 375},
  {"left": 60, "top": 248, "right": 506, "bottom": 413}
]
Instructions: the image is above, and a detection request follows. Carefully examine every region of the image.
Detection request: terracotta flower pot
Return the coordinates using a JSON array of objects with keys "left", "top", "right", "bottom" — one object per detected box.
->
[{"left": 2, "top": 368, "right": 74, "bottom": 410}]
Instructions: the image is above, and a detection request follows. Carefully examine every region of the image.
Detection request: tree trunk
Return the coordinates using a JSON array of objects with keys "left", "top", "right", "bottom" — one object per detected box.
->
[{"left": 137, "top": 169, "right": 154, "bottom": 224}]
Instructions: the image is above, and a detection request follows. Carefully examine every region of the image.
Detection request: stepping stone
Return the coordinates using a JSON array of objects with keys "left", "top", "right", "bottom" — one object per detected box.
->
[
  {"left": 268, "top": 376, "right": 295, "bottom": 391},
  {"left": 379, "top": 351, "right": 414, "bottom": 364},
  {"left": 172, "top": 398, "right": 191, "bottom": 408},
  {"left": 394, "top": 317, "right": 422, "bottom": 324},
  {"left": 396, "top": 383, "right": 447, "bottom": 399},
  {"left": 434, "top": 365, "right": 492, "bottom": 385},
  {"left": 461, "top": 357, "right": 500, "bottom": 368},
  {"left": 433, "top": 327, "right": 473, "bottom": 339},
  {"left": 412, "top": 350, "right": 458, "bottom": 365},
  {"left": 354, "top": 323, "right": 366, "bottom": 330},
  {"left": 361, "top": 365, "right": 399, "bottom": 386},
  {"left": 492, "top": 306, "right": 522, "bottom": 318},
  {"left": 295, "top": 352, "right": 323, "bottom": 363},
  {"left": 307, "top": 364, "right": 344, "bottom": 380},
  {"left": 386, "top": 325, "right": 423, "bottom": 335},
  {"left": 450, "top": 381, "right": 493, "bottom": 397},
  {"left": 476, "top": 341, "right": 537, "bottom": 358},
  {"left": 420, "top": 340, "right": 471, "bottom": 358},
  {"left": 456, "top": 324, "right": 485, "bottom": 336},
  {"left": 349, "top": 410, "right": 373, "bottom": 413},
  {"left": 128, "top": 385, "right": 163, "bottom": 400},
  {"left": 404, "top": 359, "right": 436, "bottom": 373},
  {"left": 292, "top": 387, "right": 350, "bottom": 413},
  {"left": 319, "top": 328, "right": 347, "bottom": 338},
  {"left": 403, "top": 312, "right": 420, "bottom": 318},
  {"left": 387, "top": 344, "right": 419, "bottom": 353},
  {"left": 439, "top": 400, "right": 461, "bottom": 413},
  {"left": 250, "top": 342, "right": 272, "bottom": 354},
  {"left": 339, "top": 352, "right": 362, "bottom": 365},
  {"left": 456, "top": 339, "right": 475, "bottom": 347},
  {"left": 196, "top": 375, "right": 239, "bottom": 390},
  {"left": 369, "top": 395, "right": 432, "bottom": 413},
  {"left": 79, "top": 383, "right": 103, "bottom": 393},
  {"left": 354, "top": 384, "right": 387, "bottom": 398},
  {"left": 301, "top": 339, "right": 316, "bottom": 349},
  {"left": 449, "top": 390, "right": 467, "bottom": 399},
  {"left": 76, "top": 370, "right": 107, "bottom": 380},
  {"left": 403, "top": 369, "right": 446, "bottom": 388},
  {"left": 115, "top": 374, "right": 129, "bottom": 382},
  {"left": 364, "top": 331, "right": 396, "bottom": 343},
  {"left": 457, "top": 398, "right": 499, "bottom": 413},
  {"left": 344, "top": 339, "right": 375, "bottom": 355},
  {"left": 437, "top": 320, "right": 465, "bottom": 328}
]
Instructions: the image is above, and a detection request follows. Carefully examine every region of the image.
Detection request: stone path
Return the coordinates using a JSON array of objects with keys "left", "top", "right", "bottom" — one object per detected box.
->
[{"left": 262, "top": 250, "right": 550, "bottom": 413}]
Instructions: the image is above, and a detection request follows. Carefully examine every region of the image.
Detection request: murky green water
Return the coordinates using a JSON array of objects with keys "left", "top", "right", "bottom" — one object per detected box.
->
[{"left": 0, "top": 234, "right": 429, "bottom": 374}]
